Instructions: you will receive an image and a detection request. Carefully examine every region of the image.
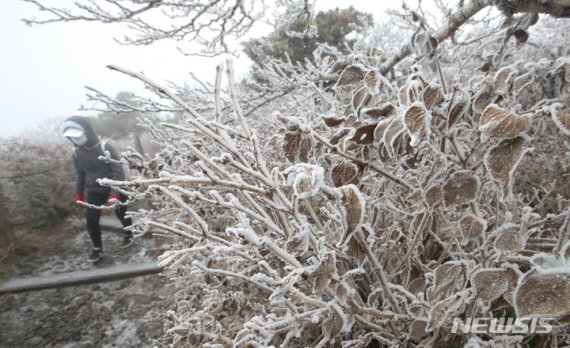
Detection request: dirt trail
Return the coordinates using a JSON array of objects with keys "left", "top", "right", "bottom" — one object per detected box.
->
[{"left": 0, "top": 215, "right": 176, "bottom": 347}]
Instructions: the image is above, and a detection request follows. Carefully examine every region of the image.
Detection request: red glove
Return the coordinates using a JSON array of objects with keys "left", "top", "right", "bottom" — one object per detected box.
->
[
  {"left": 107, "top": 194, "right": 121, "bottom": 206},
  {"left": 75, "top": 193, "right": 85, "bottom": 206}
]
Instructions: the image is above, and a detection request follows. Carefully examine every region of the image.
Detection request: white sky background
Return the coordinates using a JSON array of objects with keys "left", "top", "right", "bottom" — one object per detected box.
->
[{"left": 0, "top": 0, "right": 430, "bottom": 138}]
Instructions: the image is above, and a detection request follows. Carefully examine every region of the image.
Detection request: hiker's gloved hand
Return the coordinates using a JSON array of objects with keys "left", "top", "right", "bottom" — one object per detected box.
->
[
  {"left": 107, "top": 194, "right": 121, "bottom": 206},
  {"left": 75, "top": 193, "right": 85, "bottom": 207}
]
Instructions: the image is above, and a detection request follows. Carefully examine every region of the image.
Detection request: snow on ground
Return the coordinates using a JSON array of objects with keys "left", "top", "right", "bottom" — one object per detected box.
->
[{"left": 0, "top": 214, "right": 177, "bottom": 347}]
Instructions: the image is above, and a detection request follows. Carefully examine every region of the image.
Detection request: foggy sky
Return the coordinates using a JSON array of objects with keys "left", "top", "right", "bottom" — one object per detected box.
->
[{"left": 0, "top": 0, "right": 404, "bottom": 138}]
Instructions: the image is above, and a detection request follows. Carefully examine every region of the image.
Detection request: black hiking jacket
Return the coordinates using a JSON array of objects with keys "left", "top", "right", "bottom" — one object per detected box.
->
[{"left": 65, "top": 116, "right": 125, "bottom": 196}]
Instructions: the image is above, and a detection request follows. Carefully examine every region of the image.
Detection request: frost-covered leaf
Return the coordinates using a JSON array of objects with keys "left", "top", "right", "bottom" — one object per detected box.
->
[
  {"left": 361, "top": 103, "right": 396, "bottom": 120},
  {"left": 330, "top": 128, "right": 351, "bottom": 145},
  {"left": 382, "top": 116, "right": 405, "bottom": 156},
  {"left": 285, "top": 227, "right": 310, "bottom": 255},
  {"left": 512, "top": 71, "right": 534, "bottom": 95},
  {"left": 471, "top": 268, "right": 519, "bottom": 302},
  {"left": 459, "top": 214, "right": 487, "bottom": 240},
  {"left": 322, "top": 302, "right": 345, "bottom": 341},
  {"left": 410, "top": 319, "right": 428, "bottom": 340},
  {"left": 322, "top": 116, "right": 345, "bottom": 127},
  {"left": 407, "top": 79, "right": 423, "bottom": 104},
  {"left": 493, "top": 66, "right": 517, "bottom": 95},
  {"left": 479, "top": 104, "right": 530, "bottom": 139},
  {"left": 404, "top": 102, "right": 431, "bottom": 147},
  {"left": 352, "top": 87, "right": 373, "bottom": 114},
  {"left": 339, "top": 185, "right": 365, "bottom": 233},
  {"left": 285, "top": 164, "right": 324, "bottom": 199},
  {"left": 428, "top": 261, "right": 466, "bottom": 302},
  {"left": 330, "top": 59, "right": 348, "bottom": 73},
  {"left": 428, "top": 294, "right": 465, "bottom": 330},
  {"left": 330, "top": 161, "right": 359, "bottom": 187},
  {"left": 472, "top": 85, "right": 494, "bottom": 114},
  {"left": 493, "top": 223, "right": 525, "bottom": 253},
  {"left": 447, "top": 88, "right": 470, "bottom": 130},
  {"left": 550, "top": 103, "right": 570, "bottom": 135},
  {"left": 283, "top": 131, "right": 312, "bottom": 163},
  {"left": 421, "top": 84, "right": 444, "bottom": 110},
  {"left": 364, "top": 69, "right": 380, "bottom": 94},
  {"left": 336, "top": 64, "right": 367, "bottom": 87},
  {"left": 424, "top": 185, "right": 443, "bottom": 209},
  {"left": 312, "top": 251, "right": 337, "bottom": 292},
  {"left": 349, "top": 124, "right": 376, "bottom": 145},
  {"left": 514, "top": 268, "right": 570, "bottom": 318},
  {"left": 442, "top": 170, "right": 480, "bottom": 206},
  {"left": 345, "top": 226, "right": 369, "bottom": 261},
  {"left": 484, "top": 137, "right": 529, "bottom": 200}
]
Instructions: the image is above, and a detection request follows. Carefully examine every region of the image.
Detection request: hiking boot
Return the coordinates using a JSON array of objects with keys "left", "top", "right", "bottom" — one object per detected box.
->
[
  {"left": 120, "top": 235, "right": 134, "bottom": 249},
  {"left": 89, "top": 248, "right": 103, "bottom": 263}
]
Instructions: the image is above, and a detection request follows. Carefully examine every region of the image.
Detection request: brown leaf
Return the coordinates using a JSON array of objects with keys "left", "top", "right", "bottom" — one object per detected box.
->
[
  {"left": 512, "top": 71, "right": 534, "bottom": 95},
  {"left": 331, "top": 60, "right": 349, "bottom": 73},
  {"left": 364, "top": 69, "right": 380, "bottom": 94},
  {"left": 442, "top": 170, "right": 480, "bottom": 206},
  {"left": 313, "top": 251, "right": 337, "bottom": 292},
  {"left": 322, "top": 303, "right": 345, "bottom": 340},
  {"left": 283, "top": 131, "right": 300, "bottom": 162},
  {"left": 493, "top": 66, "right": 517, "bottom": 95},
  {"left": 447, "top": 101, "right": 469, "bottom": 130},
  {"left": 410, "top": 319, "right": 428, "bottom": 340},
  {"left": 472, "top": 268, "right": 519, "bottom": 302},
  {"left": 479, "top": 104, "right": 530, "bottom": 139},
  {"left": 282, "top": 131, "right": 312, "bottom": 163},
  {"left": 322, "top": 116, "right": 345, "bottom": 127},
  {"left": 407, "top": 80, "right": 423, "bottom": 104},
  {"left": 285, "top": 229, "right": 310, "bottom": 255},
  {"left": 339, "top": 185, "right": 364, "bottom": 233},
  {"left": 382, "top": 116, "right": 405, "bottom": 156},
  {"left": 330, "top": 128, "right": 351, "bottom": 145},
  {"left": 430, "top": 262, "right": 466, "bottom": 301},
  {"left": 422, "top": 85, "right": 444, "bottom": 110},
  {"left": 424, "top": 185, "right": 443, "bottom": 209},
  {"left": 404, "top": 103, "right": 431, "bottom": 146},
  {"left": 298, "top": 135, "right": 312, "bottom": 162},
  {"left": 550, "top": 104, "right": 570, "bottom": 135},
  {"left": 493, "top": 224, "right": 525, "bottom": 253},
  {"left": 349, "top": 124, "right": 376, "bottom": 145},
  {"left": 428, "top": 294, "right": 465, "bottom": 330},
  {"left": 345, "top": 226, "right": 369, "bottom": 261},
  {"left": 331, "top": 161, "right": 359, "bottom": 187},
  {"left": 484, "top": 136, "right": 528, "bottom": 200},
  {"left": 472, "top": 86, "right": 494, "bottom": 114},
  {"left": 515, "top": 269, "right": 570, "bottom": 318},
  {"left": 336, "top": 64, "right": 368, "bottom": 87},
  {"left": 352, "top": 87, "right": 373, "bottom": 115},
  {"left": 361, "top": 103, "right": 396, "bottom": 120},
  {"left": 459, "top": 214, "right": 486, "bottom": 239}
]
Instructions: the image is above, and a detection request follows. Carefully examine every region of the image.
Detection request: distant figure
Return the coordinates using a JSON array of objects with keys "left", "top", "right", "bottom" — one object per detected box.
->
[{"left": 63, "top": 116, "right": 133, "bottom": 263}]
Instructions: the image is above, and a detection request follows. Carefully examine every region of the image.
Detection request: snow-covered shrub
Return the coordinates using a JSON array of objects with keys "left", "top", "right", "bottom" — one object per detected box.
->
[
  {"left": 0, "top": 130, "right": 75, "bottom": 227},
  {"left": 27, "top": 1, "right": 570, "bottom": 346},
  {"left": 102, "top": 36, "right": 569, "bottom": 346}
]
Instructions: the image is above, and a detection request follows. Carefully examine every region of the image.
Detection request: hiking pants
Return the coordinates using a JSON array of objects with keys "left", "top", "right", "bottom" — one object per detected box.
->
[{"left": 85, "top": 192, "right": 132, "bottom": 250}]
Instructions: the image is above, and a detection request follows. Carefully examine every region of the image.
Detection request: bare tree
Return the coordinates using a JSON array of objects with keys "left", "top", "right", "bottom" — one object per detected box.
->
[{"left": 22, "top": 0, "right": 314, "bottom": 56}]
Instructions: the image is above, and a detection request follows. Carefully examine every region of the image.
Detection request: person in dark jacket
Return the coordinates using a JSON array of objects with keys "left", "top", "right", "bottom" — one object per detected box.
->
[{"left": 63, "top": 116, "right": 133, "bottom": 262}]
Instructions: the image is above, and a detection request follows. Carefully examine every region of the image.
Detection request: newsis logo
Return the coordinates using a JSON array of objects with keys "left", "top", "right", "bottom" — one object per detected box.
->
[{"left": 451, "top": 317, "right": 554, "bottom": 334}]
